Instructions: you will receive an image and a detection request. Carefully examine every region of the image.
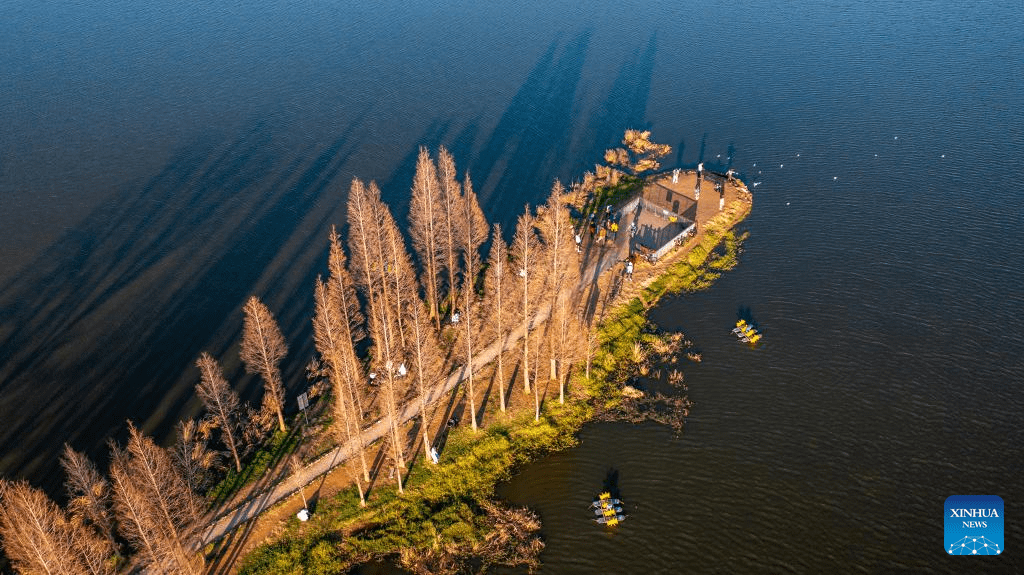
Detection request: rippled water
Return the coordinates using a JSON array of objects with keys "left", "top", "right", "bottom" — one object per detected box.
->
[{"left": 2, "top": 0, "right": 1023, "bottom": 571}]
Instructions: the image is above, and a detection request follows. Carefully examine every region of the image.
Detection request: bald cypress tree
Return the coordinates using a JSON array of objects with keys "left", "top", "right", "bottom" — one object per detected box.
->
[
  {"left": 511, "top": 207, "right": 541, "bottom": 396},
  {"left": 171, "top": 420, "right": 219, "bottom": 497},
  {"left": 325, "top": 226, "right": 371, "bottom": 485},
  {"left": 346, "top": 178, "right": 413, "bottom": 493},
  {"left": 0, "top": 478, "right": 116, "bottom": 575},
  {"left": 484, "top": 223, "right": 512, "bottom": 413},
  {"left": 409, "top": 147, "right": 445, "bottom": 329},
  {"left": 60, "top": 445, "right": 117, "bottom": 551},
  {"left": 110, "top": 423, "right": 203, "bottom": 575},
  {"left": 240, "top": 296, "right": 288, "bottom": 434},
  {"left": 537, "top": 181, "right": 579, "bottom": 404},
  {"left": 437, "top": 147, "right": 465, "bottom": 312},
  {"left": 313, "top": 277, "right": 367, "bottom": 506},
  {"left": 409, "top": 296, "right": 444, "bottom": 459},
  {"left": 195, "top": 352, "right": 243, "bottom": 472},
  {"left": 458, "top": 175, "right": 489, "bottom": 431}
]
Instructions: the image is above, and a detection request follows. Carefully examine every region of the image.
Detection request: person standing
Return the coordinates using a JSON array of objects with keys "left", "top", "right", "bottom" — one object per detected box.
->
[
  {"left": 610, "top": 221, "right": 619, "bottom": 241},
  {"left": 575, "top": 230, "right": 582, "bottom": 253},
  {"left": 625, "top": 260, "right": 634, "bottom": 281}
]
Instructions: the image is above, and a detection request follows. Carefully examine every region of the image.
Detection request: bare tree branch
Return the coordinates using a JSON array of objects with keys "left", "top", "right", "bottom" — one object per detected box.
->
[
  {"left": 409, "top": 147, "right": 445, "bottom": 329},
  {"left": 110, "top": 423, "right": 202, "bottom": 575},
  {"left": 195, "top": 352, "right": 244, "bottom": 472},
  {"left": 240, "top": 296, "right": 288, "bottom": 433},
  {"left": 60, "top": 445, "right": 116, "bottom": 550},
  {"left": 511, "top": 207, "right": 541, "bottom": 397},
  {"left": 485, "top": 224, "right": 511, "bottom": 413},
  {"left": 458, "top": 174, "right": 489, "bottom": 431}
]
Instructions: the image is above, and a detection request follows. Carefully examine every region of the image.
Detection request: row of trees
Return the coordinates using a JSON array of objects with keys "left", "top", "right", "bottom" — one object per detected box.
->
[
  {"left": 314, "top": 147, "right": 588, "bottom": 499},
  {"left": 0, "top": 295, "right": 295, "bottom": 574},
  {"left": 0, "top": 141, "right": 613, "bottom": 573}
]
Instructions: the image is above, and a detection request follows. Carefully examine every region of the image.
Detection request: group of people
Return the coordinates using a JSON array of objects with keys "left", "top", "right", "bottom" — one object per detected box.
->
[{"left": 580, "top": 206, "right": 620, "bottom": 248}]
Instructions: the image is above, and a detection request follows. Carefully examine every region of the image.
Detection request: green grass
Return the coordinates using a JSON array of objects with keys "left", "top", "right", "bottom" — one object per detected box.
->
[
  {"left": 206, "top": 429, "right": 302, "bottom": 508},
  {"left": 579, "top": 175, "right": 644, "bottom": 221},
  {"left": 238, "top": 404, "right": 589, "bottom": 574}
]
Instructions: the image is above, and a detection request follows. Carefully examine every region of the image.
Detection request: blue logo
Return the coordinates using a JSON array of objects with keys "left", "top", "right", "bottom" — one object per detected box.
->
[{"left": 945, "top": 495, "right": 1003, "bottom": 556}]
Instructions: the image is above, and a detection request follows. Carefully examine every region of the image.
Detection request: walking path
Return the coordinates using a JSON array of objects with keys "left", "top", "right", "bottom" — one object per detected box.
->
[{"left": 199, "top": 310, "right": 549, "bottom": 546}]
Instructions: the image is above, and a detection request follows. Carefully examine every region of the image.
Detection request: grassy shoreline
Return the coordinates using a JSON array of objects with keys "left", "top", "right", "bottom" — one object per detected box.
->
[{"left": 236, "top": 196, "right": 751, "bottom": 575}]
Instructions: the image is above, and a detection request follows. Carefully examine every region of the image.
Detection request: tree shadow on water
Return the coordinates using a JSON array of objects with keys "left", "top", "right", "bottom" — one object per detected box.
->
[
  {"left": 469, "top": 31, "right": 593, "bottom": 222},
  {"left": 0, "top": 111, "right": 370, "bottom": 495},
  {"left": 602, "top": 467, "right": 621, "bottom": 500}
]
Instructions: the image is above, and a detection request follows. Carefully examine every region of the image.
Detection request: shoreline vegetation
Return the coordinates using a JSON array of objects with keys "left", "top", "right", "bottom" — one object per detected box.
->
[{"left": 0, "top": 131, "right": 751, "bottom": 575}]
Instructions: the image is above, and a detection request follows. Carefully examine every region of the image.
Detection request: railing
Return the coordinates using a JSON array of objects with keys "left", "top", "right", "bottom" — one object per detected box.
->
[{"left": 652, "top": 222, "right": 695, "bottom": 261}]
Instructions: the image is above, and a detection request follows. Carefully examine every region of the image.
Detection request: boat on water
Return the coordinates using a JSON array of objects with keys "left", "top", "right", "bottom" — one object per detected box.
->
[
  {"left": 592, "top": 492, "right": 626, "bottom": 526},
  {"left": 733, "top": 319, "right": 762, "bottom": 343}
]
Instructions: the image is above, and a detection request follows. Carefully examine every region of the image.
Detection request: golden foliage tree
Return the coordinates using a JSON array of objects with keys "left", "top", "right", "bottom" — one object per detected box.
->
[
  {"left": 312, "top": 274, "right": 369, "bottom": 506},
  {"left": 484, "top": 223, "right": 511, "bottom": 412},
  {"left": 324, "top": 226, "right": 371, "bottom": 486},
  {"left": 194, "top": 352, "right": 244, "bottom": 472},
  {"left": 346, "top": 178, "right": 413, "bottom": 493},
  {"left": 458, "top": 175, "right": 489, "bottom": 431},
  {"left": 604, "top": 129, "right": 672, "bottom": 175},
  {"left": 240, "top": 296, "right": 289, "bottom": 434},
  {"left": 170, "top": 420, "right": 219, "bottom": 497},
  {"left": 409, "top": 147, "right": 445, "bottom": 329},
  {"left": 437, "top": 146, "right": 465, "bottom": 312},
  {"left": 0, "top": 478, "right": 115, "bottom": 575},
  {"left": 511, "top": 207, "right": 541, "bottom": 396},
  {"left": 408, "top": 295, "right": 444, "bottom": 459},
  {"left": 109, "top": 423, "right": 203, "bottom": 575},
  {"left": 59, "top": 445, "right": 116, "bottom": 551},
  {"left": 536, "top": 181, "right": 581, "bottom": 405}
]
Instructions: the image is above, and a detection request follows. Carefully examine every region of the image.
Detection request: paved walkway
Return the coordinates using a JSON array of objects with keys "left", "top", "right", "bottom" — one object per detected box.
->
[{"left": 199, "top": 309, "right": 549, "bottom": 546}]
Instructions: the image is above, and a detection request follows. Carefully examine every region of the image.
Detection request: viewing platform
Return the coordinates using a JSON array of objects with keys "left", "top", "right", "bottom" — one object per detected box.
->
[{"left": 579, "top": 167, "right": 748, "bottom": 282}]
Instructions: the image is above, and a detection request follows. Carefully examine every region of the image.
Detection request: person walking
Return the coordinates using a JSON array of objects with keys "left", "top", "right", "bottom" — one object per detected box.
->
[
  {"left": 610, "top": 221, "right": 619, "bottom": 241},
  {"left": 625, "top": 260, "right": 634, "bottom": 281},
  {"left": 575, "top": 230, "right": 582, "bottom": 253}
]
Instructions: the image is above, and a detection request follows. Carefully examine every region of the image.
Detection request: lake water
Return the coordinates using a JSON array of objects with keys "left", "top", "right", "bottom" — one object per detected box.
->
[{"left": 2, "top": 0, "right": 1022, "bottom": 571}]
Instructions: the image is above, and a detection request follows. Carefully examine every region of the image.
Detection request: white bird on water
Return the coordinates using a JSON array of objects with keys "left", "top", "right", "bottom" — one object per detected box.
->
[
  {"left": 786, "top": 202, "right": 790, "bottom": 206},
  {"left": 833, "top": 176, "right": 838, "bottom": 181},
  {"left": 752, "top": 182, "right": 761, "bottom": 187},
  {"left": 780, "top": 164, "right": 784, "bottom": 168},
  {"left": 894, "top": 136, "right": 898, "bottom": 140},
  {"left": 796, "top": 153, "right": 800, "bottom": 157},
  {"left": 941, "top": 154, "right": 945, "bottom": 158}
]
